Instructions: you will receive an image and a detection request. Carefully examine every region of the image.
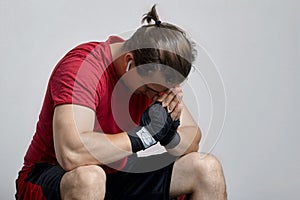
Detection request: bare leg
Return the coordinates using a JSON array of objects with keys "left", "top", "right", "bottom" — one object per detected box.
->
[
  {"left": 60, "top": 165, "right": 106, "bottom": 200},
  {"left": 170, "top": 152, "right": 227, "bottom": 200}
]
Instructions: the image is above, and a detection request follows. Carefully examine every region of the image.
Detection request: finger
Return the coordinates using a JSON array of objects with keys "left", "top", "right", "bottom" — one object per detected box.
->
[
  {"left": 174, "top": 86, "right": 183, "bottom": 99},
  {"left": 156, "top": 89, "right": 171, "bottom": 103},
  {"left": 175, "top": 91, "right": 183, "bottom": 103},
  {"left": 163, "top": 91, "right": 177, "bottom": 107},
  {"left": 170, "top": 109, "right": 178, "bottom": 121},
  {"left": 168, "top": 99, "right": 178, "bottom": 113},
  {"left": 173, "top": 85, "right": 182, "bottom": 95},
  {"left": 172, "top": 102, "right": 183, "bottom": 121},
  {"left": 167, "top": 89, "right": 183, "bottom": 112}
]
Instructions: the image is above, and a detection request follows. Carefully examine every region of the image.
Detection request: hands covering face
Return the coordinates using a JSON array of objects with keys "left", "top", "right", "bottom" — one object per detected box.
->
[{"left": 154, "top": 85, "right": 183, "bottom": 121}]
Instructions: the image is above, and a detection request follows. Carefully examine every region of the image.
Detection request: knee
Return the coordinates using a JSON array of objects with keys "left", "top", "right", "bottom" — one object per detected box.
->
[
  {"left": 186, "top": 152, "right": 227, "bottom": 198},
  {"left": 71, "top": 165, "right": 106, "bottom": 188},
  {"left": 190, "top": 152, "right": 224, "bottom": 183},
  {"left": 61, "top": 165, "right": 106, "bottom": 199}
]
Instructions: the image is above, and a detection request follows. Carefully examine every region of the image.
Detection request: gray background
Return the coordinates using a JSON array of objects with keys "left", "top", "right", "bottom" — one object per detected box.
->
[{"left": 1, "top": 0, "right": 299, "bottom": 199}]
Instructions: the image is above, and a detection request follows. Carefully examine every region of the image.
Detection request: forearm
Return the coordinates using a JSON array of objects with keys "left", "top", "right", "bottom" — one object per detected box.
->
[
  {"left": 81, "top": 131, "right": 132, "bottom": 162},
  {"left": 57, "top": 131, "right": 132, "bottom": 171},
  {"left": 167, "top": 125, "right": 201, "bottom": 156}
]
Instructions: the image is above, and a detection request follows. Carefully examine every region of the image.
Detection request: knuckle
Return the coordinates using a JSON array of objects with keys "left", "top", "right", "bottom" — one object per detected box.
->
[
  {"left": 177, "top": 92, "right": 183, "bottom": 100},
  {"left": 170, "top": 112, "right": 176, "bottom": 120}
]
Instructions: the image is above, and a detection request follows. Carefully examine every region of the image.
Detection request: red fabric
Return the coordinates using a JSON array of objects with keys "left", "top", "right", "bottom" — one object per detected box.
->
[
  {"left": 15, "top": 168, "right": 46, "bottom": 200},
  {"left": 17, "top": 36, "right": 152, "bottom": 196}
]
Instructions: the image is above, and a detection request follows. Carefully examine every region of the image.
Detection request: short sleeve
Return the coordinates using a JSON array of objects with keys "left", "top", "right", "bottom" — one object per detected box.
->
[{"left": 50, "top": 55, "right": 100, "bottom": 111}]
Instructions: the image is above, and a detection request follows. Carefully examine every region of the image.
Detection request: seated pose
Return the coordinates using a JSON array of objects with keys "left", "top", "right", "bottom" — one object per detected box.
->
[{"left": 15, "top": 5, "right": 227, "bottom": 200}]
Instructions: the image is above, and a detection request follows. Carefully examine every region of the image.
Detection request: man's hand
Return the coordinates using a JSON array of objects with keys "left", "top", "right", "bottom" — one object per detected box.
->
[
  {"left": 153, "top": 86, "right": 202, "bottom": 155},
  {"left": 154, "top": 85, "right": 183, "bottom": 121},
  {"left": 140, "top": 102, "right": 180, "bottom": 147},
  {"left": 127, "top": 102, "right": 180, "bottom": 152}
]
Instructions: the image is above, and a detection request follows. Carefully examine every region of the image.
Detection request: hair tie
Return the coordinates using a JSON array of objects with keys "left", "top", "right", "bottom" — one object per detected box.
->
[{"left": 155, "top": 20, "right": 161, "bottom": 26}]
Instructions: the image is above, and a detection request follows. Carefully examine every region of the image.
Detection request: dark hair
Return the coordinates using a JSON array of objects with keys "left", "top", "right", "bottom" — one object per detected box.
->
[{"left": 123, "top": 5, "right": 196, "bottom": 85}]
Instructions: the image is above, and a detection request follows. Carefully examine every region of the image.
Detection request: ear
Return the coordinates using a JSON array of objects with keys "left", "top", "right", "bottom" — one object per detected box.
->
[{"left": 124, "top": 52, "right": 135, "bottom": 66}]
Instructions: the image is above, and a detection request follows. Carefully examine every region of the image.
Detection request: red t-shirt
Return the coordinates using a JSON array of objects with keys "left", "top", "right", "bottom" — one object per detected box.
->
[{"left": 20, "top": 36, "right": 151, "bottom": 174}]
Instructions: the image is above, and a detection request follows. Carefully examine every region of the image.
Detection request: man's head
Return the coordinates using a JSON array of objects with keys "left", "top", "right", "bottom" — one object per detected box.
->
[{"left": 121, "top": 5, "right": 196, "bottom": 97}]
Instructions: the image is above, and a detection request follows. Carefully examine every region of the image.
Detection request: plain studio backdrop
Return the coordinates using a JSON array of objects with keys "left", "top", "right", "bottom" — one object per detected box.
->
[{"left": 0, "top": 0, "right": 299, "bottom": 199}]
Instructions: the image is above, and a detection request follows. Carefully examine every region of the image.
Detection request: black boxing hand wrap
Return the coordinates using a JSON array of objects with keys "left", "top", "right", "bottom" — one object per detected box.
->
[
  {"left": 128, "top": 102, "right": 181, "bottom": 153},
  {"left": 162, "top": 120, "right": 181, "bottom": 149},
  {"left": 127, "top": 126, "right": 157, "bottom": 153},
  {"left": 141, "top": 102, "right": 181, "bottom": 148}
]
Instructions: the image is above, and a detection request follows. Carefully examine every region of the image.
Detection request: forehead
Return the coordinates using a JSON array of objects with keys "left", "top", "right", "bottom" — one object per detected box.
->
[
  {"left": 146, "top": 83, "right": 169, "bottom": 93},
  {"left": 141, "top": 70, "right": 176, "bottom": 88}
]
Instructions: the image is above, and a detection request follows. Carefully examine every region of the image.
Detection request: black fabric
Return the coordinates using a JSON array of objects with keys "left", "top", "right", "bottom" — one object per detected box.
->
[
  {"left": 127, "top": 126, "right": 146, "bottom": 153},
  {"left": 25, "top": 163, "right": 65, "bottom": 200},
  {"left": 164, "top": 132, "right": 181, "bottom": 149},
  {"left": 22, "top": 153, "right": 177, "bottom": 200},
  {"left": 105, "top": 153, "right": 177, "bottom": 200},
  {"left": 160, "top": 119, "right": 180, "bottom": 147},
  {"left": 128, "top": 101, "right": 180, "bottom": 152},
  {"left": 140, "top": 102, "right": 176, "bottom": 143}
]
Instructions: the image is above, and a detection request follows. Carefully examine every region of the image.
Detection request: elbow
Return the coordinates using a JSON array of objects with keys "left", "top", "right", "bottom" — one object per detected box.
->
[
  {"left": 184, "top": 126, "right": 202, "bottom": 154},
  {"left": 56, "top": 150, "right": 80, "bottom": 171},
  {"left": 192, "top": 127, "right": 202, "bottom": 151},
  {"left": 195, "top": 127, "right": 202, "bottom": 148}
]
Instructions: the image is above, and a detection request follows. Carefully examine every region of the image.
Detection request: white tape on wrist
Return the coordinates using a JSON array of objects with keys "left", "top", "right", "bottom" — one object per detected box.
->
[{"left": 136, "top": 127, "right": 157, "bottom": 148}]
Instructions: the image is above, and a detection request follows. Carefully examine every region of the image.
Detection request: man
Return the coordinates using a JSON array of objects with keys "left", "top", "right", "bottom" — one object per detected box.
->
[{"left": 16, "top": 5, "right": 227, "bottom": 200}]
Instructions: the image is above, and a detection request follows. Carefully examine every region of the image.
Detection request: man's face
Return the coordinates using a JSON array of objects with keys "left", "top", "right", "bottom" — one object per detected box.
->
[
  {"left": 137, "top": 83, "right": 168, "bottom": 100},
  {"left": 133, "top": 70, "right": 172, "bottom": 100},
  {"left": 120, "top": 60, "right": 176, "bottom": 99}
]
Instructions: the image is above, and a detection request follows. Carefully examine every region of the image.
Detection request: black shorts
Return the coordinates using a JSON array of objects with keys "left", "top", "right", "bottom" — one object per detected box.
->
[{"left": 16, "top": 153, "right": 178, "bottom": 200}]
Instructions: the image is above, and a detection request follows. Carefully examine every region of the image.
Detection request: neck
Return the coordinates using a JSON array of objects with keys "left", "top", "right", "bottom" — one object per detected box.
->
[
  {"left": 109, "top": 42, "right": 126, "bottom": 78},
  {"left": 110, "top": 42, "right": 124, "bottom": 61}
]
